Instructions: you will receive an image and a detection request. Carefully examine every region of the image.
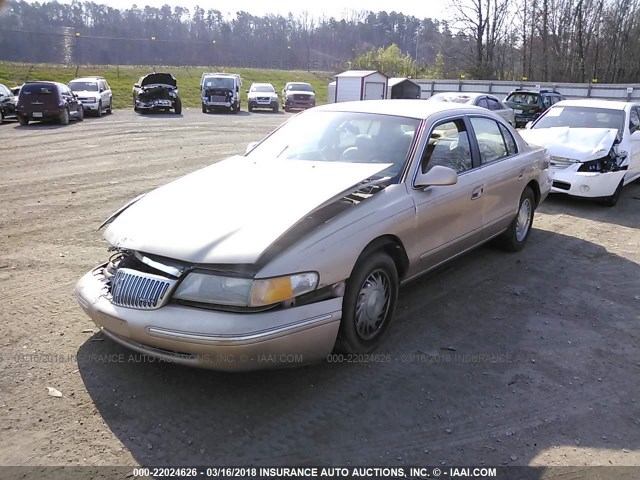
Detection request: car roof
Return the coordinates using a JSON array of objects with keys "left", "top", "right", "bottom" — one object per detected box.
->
[
  {"left": 552, "top": 98, "right": 633, "bottom": 110},
  {"left": 434, "top": 91, "right": 487, "bottom": 99},
  {"left": 251, "top": 82, "right": 274, "bottom": 87},
  {"left": 314, "top": 99, "right": 495, "bottom": 120},
  {"left": 23, "top": 81, "right": 63, "bottom": 88}
]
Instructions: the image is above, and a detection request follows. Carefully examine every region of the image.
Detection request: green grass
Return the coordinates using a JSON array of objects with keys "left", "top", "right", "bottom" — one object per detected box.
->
[{"left": 0, "top": 62, "right": 334, "bottom": 109}]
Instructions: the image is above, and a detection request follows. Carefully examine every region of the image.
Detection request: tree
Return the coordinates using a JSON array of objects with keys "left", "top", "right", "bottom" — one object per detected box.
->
[{"left": 352, "top": 43, "right": 417, "bottom": 77}]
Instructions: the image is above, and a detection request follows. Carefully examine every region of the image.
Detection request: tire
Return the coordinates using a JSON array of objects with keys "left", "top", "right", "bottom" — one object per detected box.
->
[
  {"left": 59, "top": 108, "right": 70, "bottom": 125},
  {"left": 18, "top": 114, "right": 28, "bottom": 126},
  {"left": 335, "top": 252, "right": 399, "bottom": 354},
  {"left": 96, "top": 101, "right": 102, "bottom": 117},
  {"left": 174, "top": 98, "right": 182, "bottom": 115},
  {"left": 602, "top": 179, "right": 624, "bottom": 207},
  {"left": 0, "top": 109, "right": 4, "bottom": 122},
  {"left": 248, "top": 104, "right": 253, "bottom": 112},
  {"left": 202, "top": 103, "right": 207, "bottom": 114},
  {"left": 272, "top": 104, "right": 279, "bottom": 113},
  {"left": 284, "top": 106, "right": 290, "bottom": 113},
  {"left": 499, "top": 187, "right": 535, "bottom": 252},
  {"left": 106, "top": 99, "right": 112, "bottom": 114},
  {"left": 77, "top": 107, "right": 84, "bottom": 121}
]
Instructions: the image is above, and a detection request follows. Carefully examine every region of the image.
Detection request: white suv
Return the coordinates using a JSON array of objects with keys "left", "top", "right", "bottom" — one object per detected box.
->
[{"left": 68, "top": 77, "right": 112, "bottom": 116}]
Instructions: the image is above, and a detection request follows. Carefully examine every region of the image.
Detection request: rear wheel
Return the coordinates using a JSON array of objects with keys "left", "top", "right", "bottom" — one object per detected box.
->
[
  {"left": 602, "top": 179, "right": 624, "bottom": 207},
  {"left": 336, "top": 252, "right": 399, "bottom": 354},
  {"left": 59, "top": 108, "right": 70, "bottom": 125},
  {"left": 500, "top": 187, "right": 535, "bottom": 252},
  {"left": 174, "top": 98, "right": 182, "bottom": 115},
  {"left": 18, "top": 114, "right": 28, "bottom": 126}
]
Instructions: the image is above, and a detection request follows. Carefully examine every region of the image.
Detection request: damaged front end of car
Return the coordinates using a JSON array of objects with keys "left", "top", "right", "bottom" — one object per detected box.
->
[{"left": 135, "top": 85, "right": 179, "bottom": 111}]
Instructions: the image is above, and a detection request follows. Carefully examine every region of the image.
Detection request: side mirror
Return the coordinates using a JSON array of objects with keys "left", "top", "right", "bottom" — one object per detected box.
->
[
  {"left": 414, "top": 165, "right": 458, "bottom": 189},
  {"left": 245, "top": 141, "right": 259, "bottom": 154},
  {"left": 133, "top": 84, "right": 140, "bottom": 88},
  {"left": 525, "top": 121, "right": 533, "bottom": 129}
]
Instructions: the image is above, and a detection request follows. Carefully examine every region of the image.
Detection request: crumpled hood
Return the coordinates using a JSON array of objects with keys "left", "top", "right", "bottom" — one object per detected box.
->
[
  {"left": 520, "top": 127, "right": 618, "bottom": 162},
  {"left": 286, "top": 90, "right": 315, "bottom": 96},
  {"left": 140, "top": 73, "right": 177, "bottom": 88},
  {"left": 104, "top": 156, "right": 389, "bottom": 265}
]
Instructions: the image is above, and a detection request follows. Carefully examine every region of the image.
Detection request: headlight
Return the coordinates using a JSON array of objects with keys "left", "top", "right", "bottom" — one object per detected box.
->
[{"left": 173, "top": 272, "right": 318, "bottom": 307}]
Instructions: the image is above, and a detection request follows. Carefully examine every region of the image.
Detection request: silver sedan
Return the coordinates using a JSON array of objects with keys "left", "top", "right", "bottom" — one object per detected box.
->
[{"left": 75, "top": 100, "right": 551, "bottom": 371}]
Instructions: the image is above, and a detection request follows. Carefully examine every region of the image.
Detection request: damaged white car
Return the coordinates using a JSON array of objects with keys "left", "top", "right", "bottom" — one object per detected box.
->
[
  {"left": 520, "top": 99, "right": 640, "bottom": 206},
  {"left": 75, "top": 100, "right": 550, "bottom": 371}
]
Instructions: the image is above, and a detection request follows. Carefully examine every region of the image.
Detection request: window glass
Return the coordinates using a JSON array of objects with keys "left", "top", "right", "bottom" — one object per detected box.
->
[
  {"left": 542, "top": 95, "right": 552, "bottom": 107},
  {"left": 477, "top": 97, "right": 489, "bottom": 109},
  {"left": 630, "top": 108, "right": 640, "bottom": 133},
  {"left": 0, "top": 85, "right": 9, "bottom": 96},
  {"left": 487, "top": 98, "right": 502, "bottom": 111},
  {"left": 498, "top": 123, "right": 518, "bottom": 156},
  {"left": 421, "top": 119, "right": 473, "bottom": 174},
  {"left": 470, "top": 117, "right": 509, "bottom": 164}
]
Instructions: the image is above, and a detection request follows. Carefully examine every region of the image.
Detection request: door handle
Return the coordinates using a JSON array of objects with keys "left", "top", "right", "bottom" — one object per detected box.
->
[{"left": 471, "top": 185, "right": 484, "bottom": 200}]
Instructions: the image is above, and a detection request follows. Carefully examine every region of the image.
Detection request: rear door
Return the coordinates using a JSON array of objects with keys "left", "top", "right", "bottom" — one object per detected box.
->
[{"left": 468, "top": 116, "right": 526, "bottom": 235}]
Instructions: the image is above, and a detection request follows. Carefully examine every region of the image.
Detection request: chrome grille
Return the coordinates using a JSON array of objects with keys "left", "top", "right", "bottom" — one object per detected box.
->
[
  {"left": 110, "top": 268, "right": 176, "bottom": 310},
  {"left": 294, "top": 94, "right": 310, "bottom": 100}
]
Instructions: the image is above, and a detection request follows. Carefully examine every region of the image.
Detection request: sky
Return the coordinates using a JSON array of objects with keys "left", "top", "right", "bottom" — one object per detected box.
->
[{"left": 44, "top": 0, "right": 454, "bottom": 21}]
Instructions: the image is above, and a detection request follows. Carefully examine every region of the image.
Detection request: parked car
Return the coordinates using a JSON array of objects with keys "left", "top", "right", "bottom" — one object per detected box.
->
[
  {"left": 519, "top": 99, "right": 640, "bottom": 206},
  {"left": 75, "top": 100, "right": 550, "bottom": 371},
  {"left": 200, "top": 72, "right": 242, "bottom": 113},
  {"left": 429, "top": 92, "right": 515, "bottom": 126},
  {"left": 132, "top": 73, "right": 181, "bottom": 114},
  {"left": 68, "top": 76, "right": 112, "bottom": 116},
  {"left": 247, "top": 83, "right": 279, "bottom": 112},
  {"left": 282, "top": 82, "right": 316, "bottom": 112},
  {"left": 10, "top": 85, "right": 22, "bottom": 96},
  {"left": 0, "top": 83, "right": 18, "bottom": 121},
  {"left": 16, "top": 81, "right": 84, "bottom": 126},
  {"left": 504, "top": 88, "right": 563, "bottom": 128}
]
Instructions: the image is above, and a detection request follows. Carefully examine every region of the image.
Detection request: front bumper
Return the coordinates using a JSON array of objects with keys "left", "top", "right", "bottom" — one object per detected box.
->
[
  {"left": 550, "top": 167, "right": 626, "bottom": 197},
  {"left": 284, "top": 99, "right": 315, "bottom": 110},
  {"left": 135, "top": 99, "right": 175, "bottom": 111},
  {"left": 249, "top": 100, "right": 278, "bottom": 110},
  {"left": 75, "top": 265, "right": 342, "bottom": 371}
]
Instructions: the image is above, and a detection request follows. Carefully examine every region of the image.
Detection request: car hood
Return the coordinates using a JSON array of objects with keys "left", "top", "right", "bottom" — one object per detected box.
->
[
  {"left": 249, "top": 92, "right": 276, "bottom": 98},
  {"left": 104, "top": 156, "right": 389, "bottom": 265},
  {"left": 286, "top": 90, "right": 315, "bottom": 96},
  {"left": 519, "top": 127, "right": 618, "bottom": 162},
  {"left": 140, "top": 73, "right": 177, "bottom": 87},
  {"left": 73, "top": 90, "right": 100, "bottom": 97}
]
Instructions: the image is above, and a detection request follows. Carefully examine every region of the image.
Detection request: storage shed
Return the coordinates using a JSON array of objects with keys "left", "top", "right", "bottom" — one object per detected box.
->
[
  {"left": 387, "top": 77, "right": 421, "bottom": 99},
  {"left": 333, "top": 70, "right": 388, "bottom": 103}
]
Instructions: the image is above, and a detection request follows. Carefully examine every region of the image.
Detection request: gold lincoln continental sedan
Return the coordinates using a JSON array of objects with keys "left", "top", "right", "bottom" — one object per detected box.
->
[{"left": 75, "top": 100, "right": 551, "bottom": 371}]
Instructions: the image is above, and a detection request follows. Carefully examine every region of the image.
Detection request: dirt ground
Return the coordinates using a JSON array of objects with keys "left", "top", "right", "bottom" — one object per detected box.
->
[{"left": 0, "top": 109, "right": 639, "bottom": 475}]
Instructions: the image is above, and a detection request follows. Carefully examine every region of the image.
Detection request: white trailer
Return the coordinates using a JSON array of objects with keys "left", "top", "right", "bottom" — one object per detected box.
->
[{"left": 333, "top": 70, "right": 388, "bottom": 103}]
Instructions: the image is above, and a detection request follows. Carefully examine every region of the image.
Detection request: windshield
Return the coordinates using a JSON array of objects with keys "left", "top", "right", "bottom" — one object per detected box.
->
[
  {"left": 287, "top": 83, "right": 313, "bottom": 91},
  {"left": 251, "top": 85, "right": 275, "bottom": 93},
  {"left": 506, "top": 92, "right": 539, "bottom": 104},
  {"left": 69, "top": 81, "right": 98, "bottom": 92},
  {"left": 246, "top": 110, "right": 420, "bottom": 181},
  {"left": 430, "top": 93, "right": 472, "bottom": 104},
  {"left": 203, "top": 77, "right": 234, "bottom": 89},
  {"left": 21, "top": 83, "right": 56, "bottom": 95},
  {"left": 533, "top": 106, "right": 625, "bottom": 132}
]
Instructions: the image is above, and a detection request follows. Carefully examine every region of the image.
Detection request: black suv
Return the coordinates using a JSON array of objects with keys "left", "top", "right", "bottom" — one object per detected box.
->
[
  {"left": 504, "top": 89, "right": 563, "bottom": 128},
  {"left": 132, "top": 73, "right": 181, "bottom": 114}
]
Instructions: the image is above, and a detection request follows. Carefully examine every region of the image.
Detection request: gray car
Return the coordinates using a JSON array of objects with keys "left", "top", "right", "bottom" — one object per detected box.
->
[
  {"left": 75, "top": 100, "right": 551, "bottom": 371},
  {"left": 430, "top": 92, "right": 516, "bottom": 126}
]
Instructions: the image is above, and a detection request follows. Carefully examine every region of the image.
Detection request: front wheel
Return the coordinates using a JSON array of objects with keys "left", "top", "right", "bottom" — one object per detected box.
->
[
  {"left": 174, "top": 98, "right": 182, "bottom": 115},
  {"left": 336, "top": 252, "right": 399, "bottom": 354},
  {"left": 272, "top": 104, "right": 279, "bottom": 113},
  {"left": 202, "top": 103, "right": 207, "bottom": 114},
  {"left": 500, "top": 187, "right": 535, "bottom": 252},
  {"left": 106, "top": 99, "right": 112, "bottom": 114},
  {"left": 602, "top": 179, "right": 623, "bottom": 207},
  {"left": 96, "top": 101, "right": 102, "bottom": 117},
  {"left": 77, "top": 107, "right": 84, "bottom": 121}
]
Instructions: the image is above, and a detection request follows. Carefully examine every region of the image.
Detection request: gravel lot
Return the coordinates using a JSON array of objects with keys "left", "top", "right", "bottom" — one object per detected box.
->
[{"left": 0, "top": 109, "right": 639, "bottom": 473}]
